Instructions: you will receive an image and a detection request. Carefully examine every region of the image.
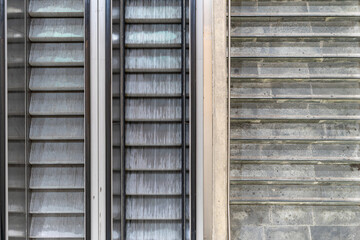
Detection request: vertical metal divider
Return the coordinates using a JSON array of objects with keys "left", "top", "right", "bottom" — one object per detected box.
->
[
  {"left": 190, "top": 0, "right": 197, "bottom": 238},
  {"left": 85, "top": 0, "right": 91, "bottom": 237},
  {"left": 25, "top": 0, "right": 30, "bottom": 237},
  {"left": 105, "top": 0, "right": 112, "bottom": 238},
  {"left": 119, "top": 0, "right": 126, "bottom": 239},
  {"left": 227, "top": 0, "right": 231, "bottom": 239},
  {"left": 182, "top": 0, "right": 187, "bottom": 238},
  {"left": 0, "top": 0, "right": 6, "bottom": 237}
]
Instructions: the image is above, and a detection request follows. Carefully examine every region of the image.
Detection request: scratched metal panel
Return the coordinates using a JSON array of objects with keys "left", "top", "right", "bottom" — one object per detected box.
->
[
  {"left": 230, "top": 0, "right": 360, "bottom": 239},
  {"left": 7, "top": 0, "right": 27, "bottom": 237}
]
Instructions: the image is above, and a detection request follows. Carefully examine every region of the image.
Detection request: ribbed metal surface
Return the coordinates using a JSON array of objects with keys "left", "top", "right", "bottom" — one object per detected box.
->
[
  {"left": 112, "top": 0, "right": 189, "bottom": 239},
  {"left": 28, "top": 0, "right": 85, "bottom": 238},
  {"left": 7, "top": 0, "right": 27, "bottom": 238},
  {"left": 229, "top": 0, "right": 360, "bottom": 239}
]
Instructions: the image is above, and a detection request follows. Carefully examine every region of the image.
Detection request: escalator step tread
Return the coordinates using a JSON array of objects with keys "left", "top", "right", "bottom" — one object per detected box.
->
[
  {"left": 30, "top": 142, "right": 84, "bottom": 165},
  {"left": 29, "top": 216, "right": 84, "bottom": 238},
  {"left": 29, "top": 117, "right": 84, "bottom": 140},
  {"left": 29, "top": 43, "right": 84, "bottom": 66},
  {"left": 29, "top": 18, "right": 84, "bottom": 42},
  {"left": 29, "top": 0, "right": 84, "bottom": 17},
  {"left": 30, "top": 68, "right": 84, "bottom": 91},
  {"left": 29, "top": 92, "right": 84, "bottom": 116}
]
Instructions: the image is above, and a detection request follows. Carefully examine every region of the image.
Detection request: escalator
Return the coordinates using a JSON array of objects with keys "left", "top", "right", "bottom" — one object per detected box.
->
[
  {"left": 4, "top": 0, "right": 191, "bottom": 238},
  {"left": 28, "top": 0, "right": 86, "bottom": 238},
  {"left": 111, "top": 0, "right": 190, "bottom": 239}
]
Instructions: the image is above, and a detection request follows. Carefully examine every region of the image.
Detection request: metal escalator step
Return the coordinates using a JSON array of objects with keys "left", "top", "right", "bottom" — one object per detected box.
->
[
  {"left": 29, "top": 216, "right": 84, "bottom": 238},
  {"left": 121, "top": 0, "right": 189, "bottom": 21},
  {"left": 29, "top": 93, "right": 84, "bottom": 116},
  {"left": 30, "top": 18, "right": 84, "bottom": 42},
  {"left": 126, "top": 172, "right": 182, "bottom": 195},
  {"left": 29, "top": 117, "right": 84, "bottom": 140},
  {"left": 124, "top": 49, "right": 182, "bottom": 71},
  {"left": 126, "top": 221, "right": 183, "bottom": 240},
  {"left": 30, "top": 142, "right": 84, "bottom": 165},
  {"left": 113, "top": 123, "right": 182, "bottom": 146},
  {"left": 125, "top": 197, "right": 182, "bottom": 220},
  {"left": 30, "top": 68, "right": 84, "bottom": 91},
  {"left": 29, "top": 0, "right": 84, "bottom": 17},
  {"left": 113, "top": 99, "right": 182, "bottom": 121},
  {"left": 30, "top": 191, "right": 84, "bottom": 214},
  {"left": 29, "top": 43, "right": 84, "bottom": 66},
  {"left": 29, "top": 166, "right": 84, "bottom": 189}
]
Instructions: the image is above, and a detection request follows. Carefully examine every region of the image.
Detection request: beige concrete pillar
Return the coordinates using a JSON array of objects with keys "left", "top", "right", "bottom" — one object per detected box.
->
[{"left": 203, "top": 0, "right": 229, "bottom": 238}]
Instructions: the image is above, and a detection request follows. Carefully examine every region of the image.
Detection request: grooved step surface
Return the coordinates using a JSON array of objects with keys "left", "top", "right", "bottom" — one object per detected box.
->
[
  {"left": 29, "top": 216, "right": 84, "bottom": 238},
  {"left": 30, "top": 142, "right": 84, "bottom": 165},
  {"left": 30, "top": 68, "right": 84, "bottom": 91},
  {"left": 29, "top": 18, "right": 84, "bottom": 42},
  {"left": 29, "top": 0, "right": 84, "bottom": 17},
  {"left": 29, "top": 167, "right": 84, "bottom": 189},
  {"left": 29, "top": 43, "right": 84, "bottom": 66},
  {"left": 30, "top": 191, "right": 84, "bottom": 213},
  {"left": 29, "top": 118, "right": 84, "bottom": 140},
  {"left": 29, "top": 93, "right": 84, "bottom": 116}
]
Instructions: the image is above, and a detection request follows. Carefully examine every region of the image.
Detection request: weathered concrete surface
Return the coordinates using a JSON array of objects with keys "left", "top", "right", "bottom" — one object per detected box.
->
[
  {"left": 229, "top": 1, "right": 360, "bottom": 240},
  {"left": 212, "top": 0, "right": 229, "bottom": 239}
]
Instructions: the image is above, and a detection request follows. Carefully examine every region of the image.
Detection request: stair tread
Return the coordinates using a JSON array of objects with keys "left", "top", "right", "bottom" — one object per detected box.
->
[
  {"left": 118, "top": 0, "right": 189, "bottom": 21},
  {"left": 29, "top": 43, "right": 84, "bottom": 66},
  {"left": 29, "top": 0, "right": 84, "bottom": 17},
  {"left": 30, "top": 68, "right": 84, "bottom": 91},
  {"left": 30, "top": 191, "right": 84, "bottom": 214},
  {"left": 30, "top": 118, "right": 84, "bottom": 140},
  {"left": 30, "top": 18, "right": 84, "bottom": 42},
  {"left": 29, "top": 166, "right": 84, "bottom": 189},
  {"left": 29, "top": 93, "right": 84, "bottom": 115},
  {"left": 29, "top": 216, "right": 84, "bottom": 238},
  {"left": 30, "top": 142, "right": 84, "bottom": 165}
]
